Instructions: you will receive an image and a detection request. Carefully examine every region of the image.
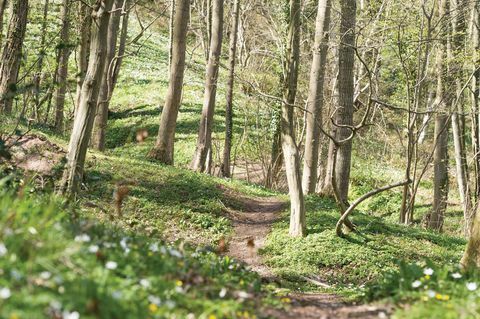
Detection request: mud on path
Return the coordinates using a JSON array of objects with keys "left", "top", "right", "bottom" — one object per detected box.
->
[{"left": 224, "top": 192, "right": 392, "bottom": 319}]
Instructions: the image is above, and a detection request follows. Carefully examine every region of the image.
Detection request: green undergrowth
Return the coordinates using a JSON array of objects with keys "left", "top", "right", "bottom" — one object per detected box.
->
[
  {"left": 0, "top": 172, "right": 282, "bottom": 319},
  {"left": 261, "top": 195, "right": 466, "bottom": 301}
]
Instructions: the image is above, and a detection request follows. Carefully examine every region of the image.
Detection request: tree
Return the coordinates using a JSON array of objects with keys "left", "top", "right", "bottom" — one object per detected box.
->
[
  {"left": 427, "top": 0, "right": 450, "bottom": 231},
  {"left": 0, "top": 0, "right": 8, "bottom": 47},
  {"left": 302, "top": 0, "right": 332, "bottom": 194},
  {"left": 281, "top": 0, "right": 305, "bottom": 237},
  {"left": 92, "top": 0, "right": 123, "bottom": 150},
  {"left": 75, "top": 1, "right": 92, "bottom": 111},
  {"left": 0, "top": 0, "right": 28, "bottom": 114},
  {"left": 54, "top": 0, "right": 72, "bottom": 132},
  {"left": 149, "top": 0, "right": 190, "bottom": 164},
  {"left": 59, "top": 0, "right": 114, "bottom": 197},
  {"left": 191, "top": 0, "right": 224, "bottom": 172},
  {"left": 334, "top": 0, "right": 356, "bottom": 205},
  {"left": 220, "top": 0, "right": 240, "bottom": 178}
]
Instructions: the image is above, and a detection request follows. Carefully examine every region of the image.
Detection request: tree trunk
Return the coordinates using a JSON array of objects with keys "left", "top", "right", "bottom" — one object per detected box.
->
[
  {"left": 149, "top": 0, "right": 190, "bottom": 164},
  {"left": 111, "top": 2, "right": 129, "bottom": 89},
  {"left": 281, "top": 0, "right": 305, "bottom": 237},
  {"left": 191, "top": 0, "right": 224, "bottom": 172},
  {"left": 220, "top": 0, "right": 240, "bottom": 178},
  {"left": 449, "top": 0, "right": 472, "bottom": 235},
  {"left": 334, "top": 0, "right": 356, "bottom": 204},
  {"left": 302, "top": 0, "right": 332, "bottom": 194},
  {"left": 0, "top": 0, "right": 8, "bottom": 47},
  {"left": 92, "top": 0, "right": 123, "bottom": 150},
  {"left": 75, "top": 1, "right": 92, "bottom": 111},
  {"left": 33, "top": 0, "right": 49, "bottom": 119},
  {"left": 472, "top": 1, "right": 480, "bottom": 202},
  {"left": 59, "top": 0, "right": 114, "bottom": 198},
  {"left": 54, "top": 0, "right": 72, "bottom": 132},
  {"left": 428, "top": 0, "right": 450, "bottom": 231},
  {"left": 0, "top": 0, "right": 28, "bottom": 114}
]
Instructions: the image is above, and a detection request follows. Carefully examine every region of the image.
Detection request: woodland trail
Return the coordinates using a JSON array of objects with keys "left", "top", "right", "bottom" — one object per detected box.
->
[{"left": 225, "top": 194, "right": 392, "bottom": 319}]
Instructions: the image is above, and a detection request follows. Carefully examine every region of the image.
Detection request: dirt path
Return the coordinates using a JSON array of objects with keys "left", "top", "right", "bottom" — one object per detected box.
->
[{"left": 225, "top": 195, "right": 392, "bottom": 319}]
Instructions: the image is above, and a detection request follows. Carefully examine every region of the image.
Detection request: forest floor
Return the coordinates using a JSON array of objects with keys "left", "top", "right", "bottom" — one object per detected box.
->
[{"left": 225, "top": 189, "right": 392, "bottom": 319}]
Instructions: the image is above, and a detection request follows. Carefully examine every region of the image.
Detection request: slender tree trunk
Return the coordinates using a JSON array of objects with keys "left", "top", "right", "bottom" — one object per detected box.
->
[
  {"left": 0, "top": 0, "right": 8, "bottom": 47},
  {"left": 334, "top": 0, "right": 356, "bottom": 204},
  {"left": 450, "top": 0, "right": 472, "bottom": 235},
  {"left": 75, "top": 1, "right": 92, "bottom": 111},
  {"left": 54, "top": 0, "right": 71, "bottom": 132},
  {"left": 149, "top": 0, "right": 190, "bottom": 164},
  {"left": 191, "top": 0, "right": 224, "bottom": 172},
  {"left": 281, "top": 0, "right": 305, "bottom": 237},
  {"left": 220, "top": 0, "right": 240, "bottom": 178},
  {"left": 168, "top": 0, "right": 175, "bottom": 70},
  {"left": 92, "top": 0, "right": 123, "bottom": 150},
  {"left": 471, "top": 1, "right": 480, "bottom": 204},
  {"left": 59, "top": 0, "right": 114, "bottom": 198},
  {"left": 461, "top": 202, "right": 480, "bottom": 268},
  {"left": 33, "top": 0, "right": 49, "bottom": 118},
  {"left": 428, "top": 0, "right": 450, "bottom": 231},
  {"left": 111, "top": 3, "right": 129, "bottom": 89},
  {"left": 302, "top": 0, "right": 332, "bottom": 194},
  {"left": 0, "top": 0, "right": 28, "bottom": 114}
]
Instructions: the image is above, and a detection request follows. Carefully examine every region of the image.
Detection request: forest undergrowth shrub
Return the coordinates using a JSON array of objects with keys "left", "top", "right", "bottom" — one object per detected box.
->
[{"left": 0, "top": 174, "right": 274, "bottom": 319}]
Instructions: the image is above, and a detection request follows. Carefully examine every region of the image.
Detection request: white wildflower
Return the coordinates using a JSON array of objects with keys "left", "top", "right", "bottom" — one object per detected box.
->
[
  {"left": 28, "top": 227, "right": 38, "bottom": 235},
  {"left": 0, "top": 243, "right": 7, "bottom": 257},
  {"left": 411, "top": 280, "right": 422, "bottom": 288},
  {"left": 423, "top": 268, "right": 434, "bottom": 276},
  {"left": 105, "top": 261, "right": 118, "bottom": 270},
  {"left": 140, "top": 279, "right": 150, "bottom": 288},
  {"left": 467, "top": 282, "right": 478, "bottom": 291},
  {"left": 238, "top": 291, "right": 249, "bottom": 299},
  {"left": 62, "top": 310, "right": 80, "bottom": 319},
  {"left": 219, "top": 288, "right": 227, "bottom": 298},
  {"left": 149, "top": 243, "right": 159, "bottom": 252},
  {"left": 148, "top": 295, "right": 161, "bottom": 305},
  {"left": 74, "top": 234, "right": 91, "bottom": 243},
  {"left": 169, "top": 249, "right": 182, "bottom": 258},
  {"left": 427, "top": 290, "right": 436, "bottom": 298},
  {"left": 452, "top": 272, "right": 462, "bottom": 279},
  {"left": 88, "top": 245, "right": 99, "bottom": 253},
  {"left": 0, "top": 287, "right": 11, "bottom": 299},
  {"left": 40, "top": 271, "right": 52, "bottom": 280}
]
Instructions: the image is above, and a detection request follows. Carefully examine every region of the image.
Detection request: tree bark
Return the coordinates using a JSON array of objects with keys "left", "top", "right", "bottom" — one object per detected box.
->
[
  {"left": 59, "top": 0, "right": 114, "bottom": 198},
  {"left": 461, "top": 202, "right": 480, "bottom": 268},
  {"left": 428, "top": 0, "right": 450, "bottom": 231},
  {"left": 302, "top": 0, "right": 332, "bottom": 194},
  {"left": 149, "top": 0, "right": 190, "bottom": 164},
  {"left": 472, "top": 2, "right": 480, "bottom": 203},
  {"left": 92, "top": 0, "right": 123, "bottom": 150},
  {"left": 191, "top": 0, "right": 224, "bottom": 172},
  {"left": 281, "top": 0, "right": 305, "bottom": 237},
  {"left": 33, "top": 0, "right": 49, "bottom": 119},
  {"left": 0, "top": 0, "right": 8, "bottom": 47},
  {"left": 0, "top": 0, "right": 28, "bottom": 114},
  {"left": 54, "top": 0, "right": 72, "bottom": 132},
  {"left": 334, "top": 0, "right": 356, "bottom": 204},
  {"left": 220, "top": 0, "right": 240, "bottom": 178},
  {"left": 75, "top": 1, "right": 92, "bottom": 111}
]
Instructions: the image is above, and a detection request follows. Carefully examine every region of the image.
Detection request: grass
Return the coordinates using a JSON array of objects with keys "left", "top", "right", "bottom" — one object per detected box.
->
[{"left": 0, "top": 169, "right": 283, "bottom": 319}]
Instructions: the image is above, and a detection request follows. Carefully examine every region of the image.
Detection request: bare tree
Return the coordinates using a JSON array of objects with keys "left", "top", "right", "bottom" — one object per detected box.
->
[
  {"left": 220, "top": 0, "right": 240, "bottom": 178},
  {"left": 302, "top": 0, "right": 332, "bottom": 194},
  {"left": 281, "top": 0, "right": 305, "bottom": 237},
  {"left": 75, "top": 1, "right": 92, "bottom": 111},
  {"left": 59, "top": 0, "right": 114, "bottom": 197},
  {"left": 427, "top": 0, "right": 450, "bottom": 231},
  {"left": 191, "top": 0, "right": 224, "bottom": 172},
  {"left": 54, "top": 0, "right": 72, "bottom": 132},
  {"left": 149, "top": 0, "right": 190, "bottom": 164},
  {"left": 92, "top": 0, "right": 123, "bottom": 150},
  {"left": 334, "top": 0, "right": 357, "bottom": 204},
  {"left": 0, "top": 0, "right": 28, "bottom": 114}
]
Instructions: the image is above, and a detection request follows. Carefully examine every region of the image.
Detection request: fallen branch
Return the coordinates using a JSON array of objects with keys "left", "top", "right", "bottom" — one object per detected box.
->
[{"left": 336, "top": 180, "right": 411, "bottom": 237}]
